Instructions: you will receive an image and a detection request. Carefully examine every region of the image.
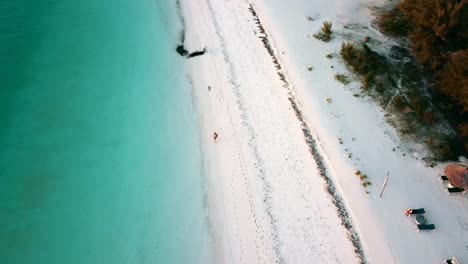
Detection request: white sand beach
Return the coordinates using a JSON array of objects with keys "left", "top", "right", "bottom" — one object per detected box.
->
[{"left": 180, "top": 0, "right": 468, "bottom": 263}]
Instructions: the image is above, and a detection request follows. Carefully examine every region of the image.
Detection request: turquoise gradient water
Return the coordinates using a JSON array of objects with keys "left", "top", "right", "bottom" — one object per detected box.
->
[{"left": 0, "top": 0, "right": 212, "bottom": 263}]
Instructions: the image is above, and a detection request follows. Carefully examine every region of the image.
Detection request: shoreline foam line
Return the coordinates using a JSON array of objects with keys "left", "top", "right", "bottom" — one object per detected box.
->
[{"left": 248, "top": 4, "right": 366, "bottom": 263}]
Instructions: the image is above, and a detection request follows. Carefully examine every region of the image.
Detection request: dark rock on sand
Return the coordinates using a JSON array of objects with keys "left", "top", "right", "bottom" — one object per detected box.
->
[
  {"left": 176, "top": 45, "right": 188, "bottom": 56},
  {"left": 187, "top": 47, "right": 207, "bottom": 58}
]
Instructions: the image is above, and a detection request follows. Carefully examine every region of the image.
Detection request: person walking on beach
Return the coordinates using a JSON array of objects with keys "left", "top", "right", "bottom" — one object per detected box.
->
[
  {"left": 405, "top": 209, "right": 412, "bottom": 216},
  {"left": 213, "top": 132, "right": 218, "bottom": 143}
]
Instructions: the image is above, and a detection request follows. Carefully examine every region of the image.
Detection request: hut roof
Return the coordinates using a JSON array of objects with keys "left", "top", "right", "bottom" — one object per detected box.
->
[{"left": 444, "top": 164, "right": 468, "bottom": 189}]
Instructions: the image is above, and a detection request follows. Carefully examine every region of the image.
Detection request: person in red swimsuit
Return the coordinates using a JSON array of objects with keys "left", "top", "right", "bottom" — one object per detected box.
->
[
  {"left": 405, "top": 209, "right": 412, "bottom": 216},
  {"left": 213, "top": 132, "right": 218, "bottom": 142}
]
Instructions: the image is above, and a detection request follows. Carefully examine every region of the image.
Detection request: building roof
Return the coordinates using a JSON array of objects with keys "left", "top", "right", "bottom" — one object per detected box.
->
[{"left": 444, "top": 164, "right": 468, "bottom": 189}]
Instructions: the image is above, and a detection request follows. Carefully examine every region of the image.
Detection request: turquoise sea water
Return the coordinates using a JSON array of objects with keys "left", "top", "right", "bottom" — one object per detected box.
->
[{"left": 0, "top": 1, "right": 212, "bottom": 263}]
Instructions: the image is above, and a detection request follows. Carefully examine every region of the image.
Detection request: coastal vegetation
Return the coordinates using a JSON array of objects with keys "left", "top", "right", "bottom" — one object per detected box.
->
[
  {"left": 336, "top": 0, "right": 466, "bottom": 160},
  {"left": 354, "top": 170, "right": 372, "bottom": 192},
  {"left": 339, "top": 40, "right": 458, "bottom": 160},
  {"left": 313, "top": 21, "right": 333, "bottom": 42},
  {"left": 376, "top": 8, "right": 412, "bottom": 37},
  {"left": 376, "top": 0, "right": 467, "bottom": 159},
  {"left": 340, "top": 42, "right": 387, "bottom": 91},
  {"left": 334, "top": 74, "right": 351, "bottom": 85}
]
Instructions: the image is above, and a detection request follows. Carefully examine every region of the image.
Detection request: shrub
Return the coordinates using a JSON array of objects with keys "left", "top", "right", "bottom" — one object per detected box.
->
[
  {"left": 434, "top": 49, "right": 467, "bottom": 157},
  {"left": 435, "top": 50, "right": 468, "bottom": 112},
  {"left": 392, "top": 95, "right": 404, "bottom": 108},
  {"left": 313, "top": 21, "right": 333, "bottom": 42},
  {"left": 340, "top": 42, "right": 387, "bottom": 91},
  {"left": 459, "top": 123, "right": 468, "bottom": 153},
  {"left": 335, "top": 74, "right": 351, "bottom": 84},
  {"left": 397, "top": 0, "right": 467, "bottom": 70},
  {"left": 321, "top": 21, "right": 333, "bottom": 41},
  {"left": 437, "top": 145, "right": 455, "bottom": 160},
  {"left": 375, "top": 81, "right": 385, "bottom": 94},
  {"left": 459, "top": 123, "right": 468, "bottom": 137},
  {"left": 362, "top": 74, "right": 372, "bottom": 90},
  {"left": 375, "top": 0, "right": 467, "bottom": 159},
  {"left": 340, "top": 42, "right": 358, "bottom": 63},
  {"left": 341, "top": 43, "right": 378, "bottom": 75},
  {"left": 378, "top": 8, "right": 413, "bottom": 37},
  {"left": 423, "top": 111, "right": 437, "bottom": 125}
]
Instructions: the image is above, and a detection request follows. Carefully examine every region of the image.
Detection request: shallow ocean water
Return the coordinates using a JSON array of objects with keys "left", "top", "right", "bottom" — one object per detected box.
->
[{"left": 0, "top": 0, "right": 212, "bottom": 263}]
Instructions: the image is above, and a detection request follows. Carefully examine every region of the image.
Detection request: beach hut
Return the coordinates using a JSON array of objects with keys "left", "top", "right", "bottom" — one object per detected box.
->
[{"left": 444, "top": 164, "right": 468, "bottom": 189}]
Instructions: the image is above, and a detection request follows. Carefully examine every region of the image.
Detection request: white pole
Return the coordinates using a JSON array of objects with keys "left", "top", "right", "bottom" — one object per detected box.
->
[{"left": 380, "top": 171, "right": 389, "bottom": 198}]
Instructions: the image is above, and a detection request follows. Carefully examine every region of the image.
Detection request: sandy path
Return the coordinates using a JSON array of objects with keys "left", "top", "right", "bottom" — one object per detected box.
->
[{"left": 182, "top": 0, "right": 359, "bottom": 263}]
